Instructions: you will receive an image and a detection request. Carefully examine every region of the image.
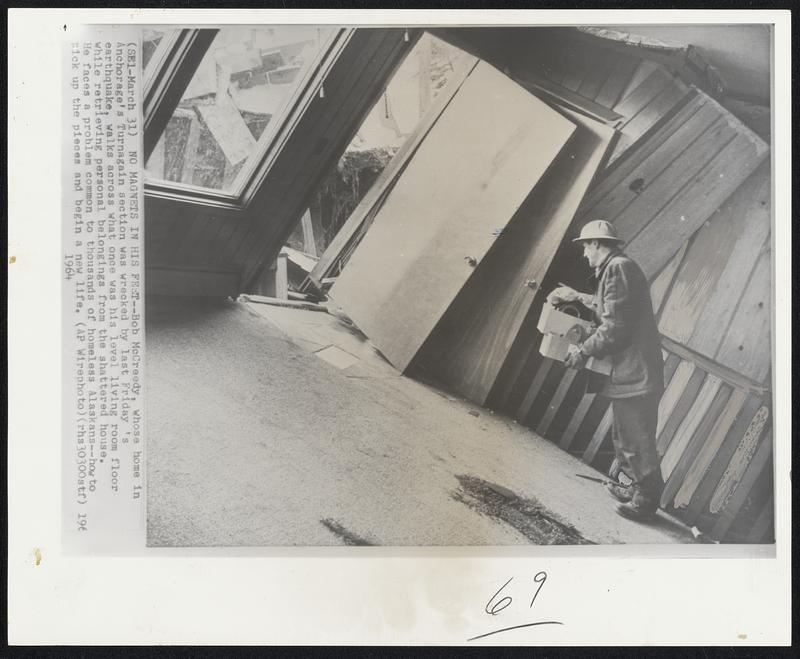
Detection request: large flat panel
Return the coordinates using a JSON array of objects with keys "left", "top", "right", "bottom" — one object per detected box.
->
[
  {"left": 413, "top": 107, "right": 616, "bottom": 403},
  {"left": 329, "top": 62, "right": 576, "bottom": 372}
]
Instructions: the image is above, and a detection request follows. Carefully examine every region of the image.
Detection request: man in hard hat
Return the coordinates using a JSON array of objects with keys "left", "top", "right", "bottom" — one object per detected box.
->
[{"left": 548, "top": 220, "right": 665, "bottom": 521}]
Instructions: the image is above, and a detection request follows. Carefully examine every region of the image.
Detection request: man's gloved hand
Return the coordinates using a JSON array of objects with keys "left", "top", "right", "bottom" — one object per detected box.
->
[
  {"left": 565, "top": 344, "right": 587, "bottom": 370},
  {"left": 547, "top": 285, "right": 579, "bottom": 306}
]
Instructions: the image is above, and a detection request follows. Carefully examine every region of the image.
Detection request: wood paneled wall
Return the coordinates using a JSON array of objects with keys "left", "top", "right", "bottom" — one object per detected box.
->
[{"left": 487, "top": 91, "right": 771, "bottom": 543}]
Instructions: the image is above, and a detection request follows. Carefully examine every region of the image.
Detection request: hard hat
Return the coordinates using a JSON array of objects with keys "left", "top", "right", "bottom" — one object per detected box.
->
[{"left": 572, "top": 220, "right": 624, "bottom": 244}]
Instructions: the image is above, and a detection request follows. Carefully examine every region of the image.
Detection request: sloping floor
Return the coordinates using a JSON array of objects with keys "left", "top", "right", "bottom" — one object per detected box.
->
[{"left": 146, "top": 296, "right": 693, "bottom": 546}]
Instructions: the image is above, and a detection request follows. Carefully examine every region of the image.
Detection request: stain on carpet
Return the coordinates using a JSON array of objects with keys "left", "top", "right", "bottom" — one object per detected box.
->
[
  {"left": 452, "top": 475, "right": 594, "bottom": 545},
  {"left": 320, "top": 518, "right": 375, "bottom": 546}
]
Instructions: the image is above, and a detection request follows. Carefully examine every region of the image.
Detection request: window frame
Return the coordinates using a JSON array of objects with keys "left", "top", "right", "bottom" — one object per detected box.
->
[{"left": 143, "top": 26, "right": 354, "bottom": 214}]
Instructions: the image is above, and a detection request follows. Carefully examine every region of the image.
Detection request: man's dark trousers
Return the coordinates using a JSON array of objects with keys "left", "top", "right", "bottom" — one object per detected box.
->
[{"left": 611, "top": 392, "right": 664, "bottom": 508}]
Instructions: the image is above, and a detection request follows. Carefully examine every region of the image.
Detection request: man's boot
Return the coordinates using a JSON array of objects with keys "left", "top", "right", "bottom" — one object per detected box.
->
[
  {"left": 606, "top": 481, "right": 633, "bottom": 504},
  {"left": 615, "top": 471, "right": 664, "bottom": 521}
]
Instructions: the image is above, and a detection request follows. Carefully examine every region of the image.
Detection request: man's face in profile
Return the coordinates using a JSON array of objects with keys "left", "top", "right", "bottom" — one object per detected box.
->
[{"left": 581, "top": 240, "right": 603, "bottom": 269}]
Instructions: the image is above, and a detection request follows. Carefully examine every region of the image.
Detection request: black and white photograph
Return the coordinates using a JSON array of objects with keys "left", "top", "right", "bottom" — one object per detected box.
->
[
  {"left": 7, "top": 8, "right": 792, "bottom": 647},
  {"left": 141, "top": 23, "right": 775, "bottom": 547}
]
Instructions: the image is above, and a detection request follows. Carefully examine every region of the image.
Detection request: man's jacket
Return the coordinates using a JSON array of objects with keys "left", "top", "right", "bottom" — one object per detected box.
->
[{"left": 581, "top": 250, "right": 664, "bottom": 399}]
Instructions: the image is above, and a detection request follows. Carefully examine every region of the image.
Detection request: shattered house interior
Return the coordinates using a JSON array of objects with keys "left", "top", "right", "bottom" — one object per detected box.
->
[{"left": 143, "top": 25, "right": 773, "bottom": 546}]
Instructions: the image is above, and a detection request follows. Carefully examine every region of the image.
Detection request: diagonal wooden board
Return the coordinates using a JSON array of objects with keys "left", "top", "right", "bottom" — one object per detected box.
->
[
  {"left": 414, "top": 106, "right": 617, "bottom": 404},
  {"left": 327, "top": 61, "right": 576, "bottom": 372}
]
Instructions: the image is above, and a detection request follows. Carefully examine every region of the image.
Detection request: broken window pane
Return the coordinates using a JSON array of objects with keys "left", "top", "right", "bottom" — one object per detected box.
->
[
  {"left": 287, "top": 33, "right": 473, "bottom": 260},
  {"left": 145, "top": 26, "right": 334, "bottom": 194}
]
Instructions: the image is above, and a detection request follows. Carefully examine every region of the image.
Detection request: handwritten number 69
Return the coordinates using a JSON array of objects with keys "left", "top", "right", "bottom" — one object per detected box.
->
[{"left": 485, "top": 572, "right": 547, "bottom": 616}]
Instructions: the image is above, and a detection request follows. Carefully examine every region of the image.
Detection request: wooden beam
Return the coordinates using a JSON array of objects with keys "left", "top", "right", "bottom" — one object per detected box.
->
[
  {"left": 300, "top": 209, "right": 317, "bottom": 257},
  {"left": 511, "top": 72, "right": 623, "bottom": 124},
  {"left": 661, "top": 375, "right": 723, "bottom": 479},
  {"left": 660, "top": 383, "right": 732, "bottom": 508},
  {"left": 660, "top": 335, "right": 769, "bottom": 395}
]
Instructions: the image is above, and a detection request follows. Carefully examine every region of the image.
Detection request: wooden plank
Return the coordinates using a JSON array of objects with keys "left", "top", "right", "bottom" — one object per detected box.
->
[
  {"left": 512, "top": 73, "right": 623, "bottom": 123},
  {"left": 581, "top": 98, "right": 721, "bottom": 230},
  {"left": 516, "top": 359, "right": 554, "bottom": 423},
  {"left": 145, "top": 266, "right": 239, "bottom": 297},
  {"left": 616, "top": 60, "right": 660, "bottom": 104},
  {"left": 710, "top": 428, "right": 772, "bottom": 541},
  {"left": 672, "top": 388, "right": 750, "bottom": 510},
  {"left": 658, "top": 166, "right": 771, "bottom": 349},
  {"left": 660, "top": 382, "right": 732, "bottom": 508},
  {"left": 683, "top": 396, "right": 766, "bottom": 524},
  {"left": 582, "top": 406, "right": 613, "bottom": 464},
  {"left": 576, "top": 48, "right": 617, "bottom": 100},
  {"left": 662, "top": 351, "right": 681, "bottom": 387},
  {"left": 626, "top": 127, "right": 769, "bottom": 279},
  {"left": 611, "top": 80, "right": 689, "bottom": 159},
  {"left": 713, "top": 249, "right": 772, "bottom": 383},
  {"left": 559, "top": 392, "right": 597, "bottom": 451},
  {"left": 578, "top": 92, "right": 705, "bottom": 212},
  {"left": 710, "top": 408, "right": 771, "bottom": 514},
  {"left": 686, "top": 163, "right": 771, "bottom": 357},
  {"left": 300, "top": 208, "right": 317, "bottom": 257},
  {"left": 611, "top": 115, "right": 737, "bottom": 244},
  {"left": 594, "top": 55, "right": 641, "bottom": 108},
  {"left": 329, "top": 62, "right": 576, "bottom": 373},
  {"left": 275, "top": 253, "right": 288, "bottom": 300},
  {"left": 536, "top": 368, "right": 579, "bottom": 437},
  {"left": 661, "top": 375, "right": 723, "bottom": 479},
  {"left": 307, "top": 55, "right": 479, "bottom": 288},
  {"left": 412, "top": 107, "right": 616, "bottom": 404},
  {"left": 655, "top": 366, "right": 708, "bottom": 456},
  {"left": 660, "top": 335, "right": 769, "bottom": 396},
  {"left": 612, "top": 68, "right": 672, "bottom": 120},
  {"left": 559, "top": 50, "right": 586, "bottom": 91},
  {"left": 745, "top": 494, "right": 774, "bottom": 543},
  {"left": 655, "top": 360, "right": 696, "bottom": 438},
  {"left": 650, "top": 241, "right": 689, "bottom": 316}
]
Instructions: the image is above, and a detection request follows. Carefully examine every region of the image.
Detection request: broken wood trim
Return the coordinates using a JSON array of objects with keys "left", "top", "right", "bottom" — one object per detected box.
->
[
  {"left": 511, "top": 72, "right": 624, "bottom": 124},
  {"left": 304, "top": 54, "right": 480, "bottom": 291},
  {"left": 660, "top": 335, "right": 770, "bottom": 396},
  {"left": 143, "top": 28, "right": 218, "bottom": 163},
  {"left": 239, "top": 293, "right": 330, "bottom": 313},
  {"left": 570, "top": 27, "right": 726, "bottom": 99}
]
